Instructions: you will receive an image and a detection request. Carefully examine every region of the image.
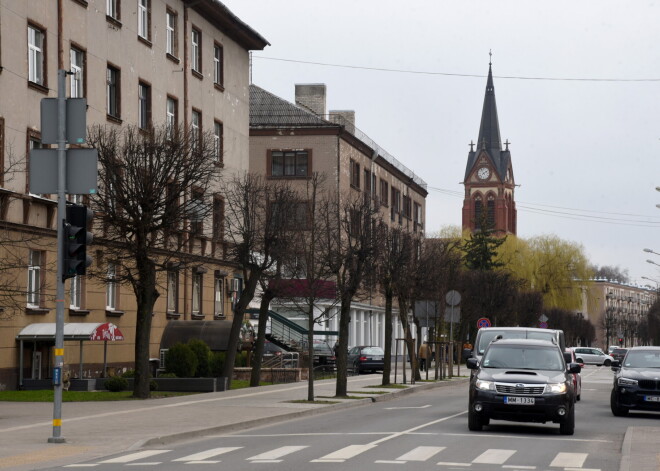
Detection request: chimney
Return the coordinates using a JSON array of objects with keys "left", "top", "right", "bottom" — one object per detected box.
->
[
  {"left": 295, "top": 84, "right": 326, "bottom": 117},
  {"left": 329, "top": 110, "right": 355, "bottom": 135}
]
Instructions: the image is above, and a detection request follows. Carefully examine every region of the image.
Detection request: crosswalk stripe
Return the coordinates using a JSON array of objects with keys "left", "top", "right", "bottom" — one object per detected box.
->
[
  {"left": 549, "top": 452, "right": 588, "bottom": 468},
  {"left": 312, "top": 444, "right": 377, "bottom": 462},
  {"left": 395, "top": 446, "right": 445, "bottom": 461},
  {"left": 99, "top": 450, "right": 170, "bottom": 464},
  {"left": 248, "top": 446, "right": 308, "bottom": 462},
  {"left": 173, "top": 447, "right": 242, "bottom": 462},
  {"left": 472, "top": 449, "right": 516, "bottom": 465}
]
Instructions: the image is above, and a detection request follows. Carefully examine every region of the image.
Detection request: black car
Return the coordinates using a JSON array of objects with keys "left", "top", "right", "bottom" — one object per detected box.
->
[
  {"left": 611, "top": 346, "right": 660, "bottom": 416},
  {"left": 610, "top": 348, "right": 628, "bottom": 363},
  {"left": 313, "top": 340, "right": 336, "bottom": 370},
  {"left": 348, "top": 346, "right": 385, "bottom": 374},
  {"left": 467, "top": 338, "right": 580, "bottom": 435}
]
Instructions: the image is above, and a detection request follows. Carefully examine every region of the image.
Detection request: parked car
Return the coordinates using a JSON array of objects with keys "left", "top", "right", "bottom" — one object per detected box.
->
[
  {"left": 611, "top": 346, "right": 660, "bottom": 416},
  {"left": 466, "top": 338, "right": 580, "bottom": 435},
  {"left": 608, "top": 345, "right": 619, "bottom": 355},
  {"left": 313, "top": 340, "right": 336, "bottom": 370},
  {"left": 262, "top": 340, "right": 286, "bottom": 360},
  {"left": 571, "top": 347, "right": 614, "bottom": 366},
  {"left": 348, "top": 346, "right": 385, "bottom": 374},
  {"left": 610, "top": 348, "right": 628, "bottom": 363},
  {"left": 563, "top": 349, "right": 582, "bottom": 401}
]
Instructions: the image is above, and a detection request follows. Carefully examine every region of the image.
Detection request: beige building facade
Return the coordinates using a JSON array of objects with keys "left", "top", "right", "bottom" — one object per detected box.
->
[
  {"left": 0, "top": 0, "right": 267, "bottom": 388},
  {"left": 249, "top": 83, "right": 428, "bottom": 350}
]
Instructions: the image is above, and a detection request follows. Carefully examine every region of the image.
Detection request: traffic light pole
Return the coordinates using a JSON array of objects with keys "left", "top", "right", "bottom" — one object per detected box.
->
[{"left": 49, "top": 69, "right": 68, "bottom": 443}]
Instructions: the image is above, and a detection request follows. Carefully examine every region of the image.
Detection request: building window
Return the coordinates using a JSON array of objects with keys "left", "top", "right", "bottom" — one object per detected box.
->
[
  {"left": 28, "top": 24, "right": 45, "bottom": 86},
  {"left": 213, "top": 43, "right": 223, "bottom": 87},
  {"left": 106, "top": 0, "right": 119, "bottom": 20},
  {"left": 414, "top": 202, "right": 422, "bottom": 230},
  {"left": 106, "top": 263, "right": 117, "bottom": 310},
  {"left": 165, "top": 9, "right": 177, "bottom": 57},
  {"left": 487, "top": 195, "right": 495, "bottom": 227},
  {"left": 166, "top": 96, "right": 177, "bottom": 138},
  {"left": 137, "top": 0, "right": 150, "bottom": 40},
  {"left": 191, "top": 28, "right": 201, "bottom": 74},
  {"left": 402, "top": 195, "right": 411, "bottom": 219},
  {"left": 27, "top": 130, "right": 42, "bottom": 196},
  {"left": 350, "top": 160, "right": 360, "bottom": 188},
  {"left": 214, "top": 273, "right": 224, "bottom": 318},
  {"left": 270, "top": 201, "right": 309, "bottom": 230},
  {"left": 212, "top": 195, "right": 224, "bottom": 241},
  {"left": 70, "top": 47, "right": 85, "bottom": 98},
  {"left": 70, "top": 275, "right": 82, "bottom": 309},
  {"left": 270, "top": 150, "right": 308, "bottom": 177},
  {"left": 107, "top": 65, "right": 120, "bottom": 119},
  {"left": 474, "top": 196, "right": 483, "bottom": 229},
  {"left": 167, "top": 269, "right": 178, "bottom": 314},
  {"left": 214, "top": 121, "right": 223, "bottom": 164},
  {"left": 380, "top": 179, "right": 388, "bottom": 207},
  {"left": 190, "top": 189, "right": 204, "bottom": 234},
  {"left": 192, "top": 272, "right": 202, "bottom": 316},
  {"left": 27, "top": 250, "right": 42, "bottom": 307},
  {"left": 191, "top": 109, "right": 201, "bottom": 149},
  {"left": 391, "top": 188, "right": 400, "bottom": 221},
  {"left": 138, "top": 81, "right": 151, "bottom": 129}
]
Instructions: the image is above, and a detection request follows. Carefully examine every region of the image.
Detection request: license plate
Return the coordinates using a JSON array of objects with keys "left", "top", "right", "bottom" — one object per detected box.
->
[
  {"left": 504, "top": 396, "right": 535, "bottom": 405},
  {"left": 644, "top": 396, "right": 660, "bottom": 402},
  {"left": 372, "top": 356, "right": 383, "bottom": 360}
]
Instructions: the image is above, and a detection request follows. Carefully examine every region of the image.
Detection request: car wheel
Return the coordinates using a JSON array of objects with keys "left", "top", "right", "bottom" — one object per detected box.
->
[
  {"left": 576, "top": 392, "right": 581, "bottom": 401},
  {"left": 353, "top": 361, "right": 360, "bottom": 375},
  {"left": 559, "top": 405, "right": 575, "bottom": 435},
  {"left": 576, "top": 357, "right": 584, "bottom": 364},
  {"left": 611, "top": 390, "right": 629, "bottom": 416},
  {"left": 604, "top": 359, "right": 611, "bottom": 367},
  {"left": 468, "top": 406, "right": 483, "bottom": 431}
]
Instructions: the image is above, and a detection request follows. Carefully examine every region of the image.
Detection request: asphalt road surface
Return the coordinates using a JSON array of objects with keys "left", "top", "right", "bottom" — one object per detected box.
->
[{"left": 49, "top": 365, "right": 660, "bottom": 471}]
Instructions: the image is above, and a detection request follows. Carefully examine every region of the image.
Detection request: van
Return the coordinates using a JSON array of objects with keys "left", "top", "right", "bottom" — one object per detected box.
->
[{"left": 466, "top": 327, "right": 566, "bottom": 364}]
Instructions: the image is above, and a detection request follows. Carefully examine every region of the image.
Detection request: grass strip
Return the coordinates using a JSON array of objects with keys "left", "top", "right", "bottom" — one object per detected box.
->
[
  {"left": 365, "top": 384, "right": 408, "bottom": 389},
  {"left": 0, "top": 390, "right": 192, "bottom": 402}
]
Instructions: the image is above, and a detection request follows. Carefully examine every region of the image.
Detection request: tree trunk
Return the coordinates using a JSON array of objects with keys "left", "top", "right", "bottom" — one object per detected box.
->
[
  {"left": 382, "top": 289, "right": 393, "bottom": 386},
  {"left": 398, "top": 297, "right": 420, "bottom": 382},
  {"left": 335, "top": 294, "right": 352, "bottom": 397},
  {"left": 307, "top": 299, "right": 315, "bottom": 401},
  {"left": 250, "top": 291, "right": 274, "bottom": 387},
  {"left": 132, "top": 260, "right": 158, "bottom": 399},
  {"left": 223, "top": 273, "right": 260, "bottom": 388}
]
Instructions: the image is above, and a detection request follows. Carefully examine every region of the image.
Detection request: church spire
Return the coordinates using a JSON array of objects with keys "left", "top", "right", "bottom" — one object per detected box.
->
[{"left": 476, "top": 54, "right": 502, "bottom": 154}]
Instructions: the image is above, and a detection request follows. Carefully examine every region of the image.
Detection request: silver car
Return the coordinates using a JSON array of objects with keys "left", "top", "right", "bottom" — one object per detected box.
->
[{"left": 572, "top": 347, "right": 614, "bottom": 366}]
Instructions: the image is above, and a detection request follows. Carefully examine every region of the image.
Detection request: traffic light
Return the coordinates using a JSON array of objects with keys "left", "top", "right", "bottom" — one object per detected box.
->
[
  {"left": 618, "top": 337, "right": 624, "bottom": 345},
  {"left": 63, "top": 204, "right": 93, "bottom": 280}
]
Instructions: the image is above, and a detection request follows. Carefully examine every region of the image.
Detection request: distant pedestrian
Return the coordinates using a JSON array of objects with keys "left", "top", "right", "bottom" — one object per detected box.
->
[{"left": 418, "top": 342, "right": 431, "bottom": 372}]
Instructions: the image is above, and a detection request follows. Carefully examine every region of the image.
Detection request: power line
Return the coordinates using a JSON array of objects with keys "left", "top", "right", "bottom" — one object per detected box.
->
[{"left": 253, "top": 56, "right": 660, "bottom": 83}]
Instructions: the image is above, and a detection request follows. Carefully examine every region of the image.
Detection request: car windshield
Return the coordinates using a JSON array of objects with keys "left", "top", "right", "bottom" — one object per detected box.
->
[
  {"left": 482, "top": 345, "right": 564, "bottom": 370},
  {"left": 623, "top": 350, "right": 660, "bottom": 368},
  {"left": 477, "top": 330, "right": 556, "bottom": 354},
  {"left": 361, "top": 347, "right": 384, "bottom": 356},
  {"left": 313, "top": 342, "right": 332, "bottom": 353}
]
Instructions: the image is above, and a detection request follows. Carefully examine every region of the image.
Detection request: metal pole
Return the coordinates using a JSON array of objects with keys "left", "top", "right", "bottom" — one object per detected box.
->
[{"left": 49, "top": 69, "right": 67, "bottom": 443}]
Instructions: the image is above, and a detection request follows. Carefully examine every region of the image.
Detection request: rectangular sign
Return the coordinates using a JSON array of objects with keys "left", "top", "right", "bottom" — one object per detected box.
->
[
  {"left": 41, "top": 98, "right": 87, "bottom": 145},
  {"left": 29, "top": 148, "right": 98, "bottom": 194}
]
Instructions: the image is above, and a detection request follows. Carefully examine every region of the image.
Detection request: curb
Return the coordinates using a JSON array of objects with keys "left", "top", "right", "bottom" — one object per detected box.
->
[
  {"left": 618, "top": 426, "right": 632, "bottom": 471},
  {"left": 137, "top": 377, "right": 468, "bottom": 449}
]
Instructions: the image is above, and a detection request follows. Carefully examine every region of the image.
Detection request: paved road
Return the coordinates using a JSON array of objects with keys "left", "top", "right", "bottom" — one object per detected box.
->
[{"left": 35, "top": 366, "right": 656, "bottom": 471}]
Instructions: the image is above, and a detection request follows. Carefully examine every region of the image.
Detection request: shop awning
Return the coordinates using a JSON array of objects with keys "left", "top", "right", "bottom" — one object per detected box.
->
[{"left": 16, "top": 323, "right": 125, "bottom": 342}]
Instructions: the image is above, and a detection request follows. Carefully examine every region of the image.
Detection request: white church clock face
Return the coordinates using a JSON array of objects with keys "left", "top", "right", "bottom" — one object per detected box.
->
[{"left": 477, "top": 166, "right": 490, "bottom": 180}]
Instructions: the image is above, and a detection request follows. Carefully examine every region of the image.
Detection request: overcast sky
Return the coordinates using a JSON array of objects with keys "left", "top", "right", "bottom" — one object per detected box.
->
[{"left": 225, "top": 0, "right": 660, "bottom": 286}]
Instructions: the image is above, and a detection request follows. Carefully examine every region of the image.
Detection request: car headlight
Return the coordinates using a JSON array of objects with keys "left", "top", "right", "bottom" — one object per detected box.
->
[
  {"left": 475, "top": 379, "right": 495, "bottom": 391},
  {"left": 546, "top": 383, "right": 567, "bottom": 394},
  {"left": 617, "top": 377, "right": 638, "bottom": 386}
]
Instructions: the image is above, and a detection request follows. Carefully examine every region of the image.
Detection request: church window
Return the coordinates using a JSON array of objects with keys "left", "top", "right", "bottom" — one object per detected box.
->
[
  {"left": 474, "top": 196, "right": 483, "bottom": 230},
  {"left": 487, "top": 196, "right": 495, "bottom": 227}
]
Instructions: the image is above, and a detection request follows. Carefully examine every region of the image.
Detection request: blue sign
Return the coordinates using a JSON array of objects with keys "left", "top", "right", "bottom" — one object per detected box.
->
[
  {"left": 477, "top": 318, "right": 491, "bottom": 329},
  {"left": 53, "top": 366, "right": 61, "bottom": 386},
  {"left": 539, "top": 321, "right": 548, "bottom": 329}
]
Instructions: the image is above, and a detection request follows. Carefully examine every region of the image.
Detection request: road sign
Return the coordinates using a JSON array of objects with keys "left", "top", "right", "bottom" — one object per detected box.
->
[
  {"left": 539, "top": 314, "right": 548, "bottom": 323},
  {"left": 539, "top": 321, "right": 548, "bottom": 329},
  {"left": 444, "top": 306, "right": 460, "bottom": 324},
  {"left": 477, "top": 318, "right": 491, "bottom": 329},
  {"left": 446, "top": 290, "right": 461, "bottom": 306}
]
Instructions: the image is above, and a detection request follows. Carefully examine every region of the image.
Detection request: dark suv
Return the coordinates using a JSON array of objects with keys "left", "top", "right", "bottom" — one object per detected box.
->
[
  {"left": 467, "top": 338, "right": 580, "bottom": 435},
  {"left": 611, "top": 346, "right": 660, "bottom": 416}
]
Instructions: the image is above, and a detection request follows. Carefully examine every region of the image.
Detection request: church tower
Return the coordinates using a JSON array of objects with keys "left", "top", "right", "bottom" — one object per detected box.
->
[{"left": 462, "top": 59, "right": 517, "bottom": 235}]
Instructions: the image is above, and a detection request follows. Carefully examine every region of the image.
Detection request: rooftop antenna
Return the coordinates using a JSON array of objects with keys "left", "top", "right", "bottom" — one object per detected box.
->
[{"left": 489, "top": 49, "right": 492, "bottom": 66}]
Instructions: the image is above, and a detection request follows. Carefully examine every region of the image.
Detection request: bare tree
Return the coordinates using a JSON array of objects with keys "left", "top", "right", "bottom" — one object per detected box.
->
[
  {"left": 320, "top": 192, "right": 382, "bottom": 397},
  {"left": 222, "top": 173, "right": 298, "bottom": 388},
  {"left": 87, "top": 124, "right": 219, "bottom": 398}
]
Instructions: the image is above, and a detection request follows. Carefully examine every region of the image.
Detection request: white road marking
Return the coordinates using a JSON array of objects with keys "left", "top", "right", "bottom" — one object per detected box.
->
[
  {"left": 472, "top": 448, "right": 516, "bottom": 465},
  {"left": 503, "top": 465, "right": 536, "bottom": 469},
  {"left": 247, "top": 445, "right": 308, "bottom": 462},
  {"left": 125, "top": 463, "right": 160, "bottom": 466},
  {"left": 375, "top": 460, "right": 407, "bottom": 464},
  {"left": 437, "top": 462, "right": 471, "bottom": 467},
  {"left": 444, "top": 432, "right": 610, "bottom": 443},
  {"left": 549, "top": 452, "right": 588, "bottom": 468},
  {"left": 173, "top": 447, "right": 242, "bottom": 462},
  {"left": 313, "top": 444, "right": 377, "bottom": 462},
  {"left": 99, "top": 450, "right": 170, "bottom": 464},
  {"left": 385, "top": 405, "right": 432, "bottom": 410},
  {"left": 63, "top": 465, "right": 98, "bottom": 468},
  {"left": 395, "top": 446, "right": 445, "bottom": 461},
  {"left": 368, "top": 411, "right": 467, "bottom": 446}
]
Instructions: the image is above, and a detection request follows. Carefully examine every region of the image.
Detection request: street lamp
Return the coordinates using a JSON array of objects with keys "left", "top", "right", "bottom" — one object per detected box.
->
[
  {"left": 647, "top": 259, "right": 660, "bottom": 268},
  {"left": 644, "top": 248, "right": 660, "bottom": 256},
  {"left": 641, "top": 276, "right": 660, "bottom": 288}
]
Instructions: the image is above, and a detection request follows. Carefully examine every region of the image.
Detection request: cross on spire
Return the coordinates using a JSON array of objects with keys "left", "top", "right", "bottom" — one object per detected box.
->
[
  {"left": 489, "top": 49, "right": 492, "bottom": 66},
  {"left": 469, "top": 140, "right": 474, "bottom": 152},
  {"left": 504, "top": 139, "right": 510, "bottom": 150}
]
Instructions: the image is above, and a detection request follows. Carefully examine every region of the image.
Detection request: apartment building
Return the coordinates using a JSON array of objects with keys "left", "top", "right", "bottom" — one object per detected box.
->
[
  {"left": 249, "top": 83, "right": 428, "bottom": 350},
  {"left": 0, "top": 0, "right": 267, "bottom": 388},
  {"left": 578, "top": 280, "right": 656, "bottom": 350}
]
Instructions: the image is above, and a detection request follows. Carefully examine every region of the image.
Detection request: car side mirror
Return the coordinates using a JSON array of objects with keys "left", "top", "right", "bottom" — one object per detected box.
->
[
  {"left": 611, "top": 360, "right": 620, "bottom": 371},
  {"left": 466, "top": 358, "right": 479, "bottom": 370},
  {"left": 569, "top": 362, "right": 581, "bottom": 374},
  {"left": 563, "top": 352, "right": 572, "bottom": 364}
]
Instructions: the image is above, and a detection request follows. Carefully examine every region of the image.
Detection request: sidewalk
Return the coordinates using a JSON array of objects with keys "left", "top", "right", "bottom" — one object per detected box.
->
[{"left": 0, "top": 367, "right": 465, "bottom": 471}]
